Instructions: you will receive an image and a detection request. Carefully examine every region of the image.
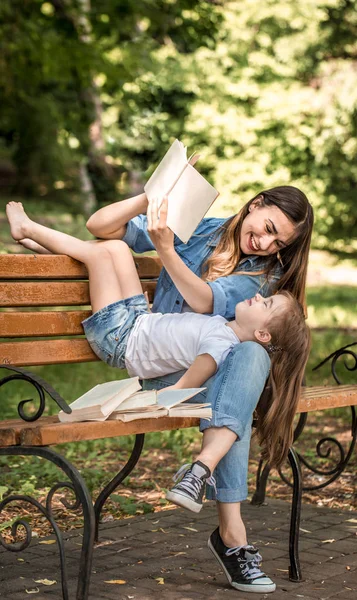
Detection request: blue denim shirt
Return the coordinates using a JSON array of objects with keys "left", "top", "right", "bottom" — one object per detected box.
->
[{"left": 123, "top": 215, "right": 281, "bottom": 320}]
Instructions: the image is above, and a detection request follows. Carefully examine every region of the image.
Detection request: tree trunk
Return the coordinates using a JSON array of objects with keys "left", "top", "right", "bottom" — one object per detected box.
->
[{"left": 51, "top": 0, "right": 116, "bottom": 215}]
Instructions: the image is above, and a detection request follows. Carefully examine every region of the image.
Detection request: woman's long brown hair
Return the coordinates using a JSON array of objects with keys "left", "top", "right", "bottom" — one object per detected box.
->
[
  {"left": 202, "top": 186, "right": 314, "bottom": 307},
  {"left": 255, "top": 291, "right": 311, "bottom": 469}
]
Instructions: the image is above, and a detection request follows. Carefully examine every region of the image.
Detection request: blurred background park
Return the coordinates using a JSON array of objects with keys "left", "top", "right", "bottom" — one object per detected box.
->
[{"left": 0, "top": 1, "right": 356, "bottom": 529}]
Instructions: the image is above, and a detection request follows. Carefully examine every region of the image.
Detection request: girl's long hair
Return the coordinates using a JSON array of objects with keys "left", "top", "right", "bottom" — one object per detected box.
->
[
  {"left": 255, "top": 291, "right": 311, "bottom": 469},
  {"left": 202, "top": 186, "right": 314, "bottom": 307}
]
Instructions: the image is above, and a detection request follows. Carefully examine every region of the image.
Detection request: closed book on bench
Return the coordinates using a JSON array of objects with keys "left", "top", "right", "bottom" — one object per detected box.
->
[
  {"left": 58, "top": 377, "right": 142, "bottom": 423},
  {"left": 144, "top": 139, "right": 219, "bottom": 243}
]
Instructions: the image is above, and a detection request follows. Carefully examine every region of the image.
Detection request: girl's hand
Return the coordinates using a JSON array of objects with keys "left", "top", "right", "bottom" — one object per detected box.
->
[{"left": 147, "top": 196, "right": 174, "bottom": 254}]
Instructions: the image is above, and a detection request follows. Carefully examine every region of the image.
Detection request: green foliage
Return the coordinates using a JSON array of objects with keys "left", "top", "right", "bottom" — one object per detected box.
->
[
  {"left": 0, "top": 0, "right": 222, "bottom": 204},
  {"left": 1, "top": 1, "right": 356, "bottom": 250},
  {"left": 307, "top": 285, "right": 357, "bottom": 329}
]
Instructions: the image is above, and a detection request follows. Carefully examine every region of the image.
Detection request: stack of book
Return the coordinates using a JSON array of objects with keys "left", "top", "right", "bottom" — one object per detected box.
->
[{"left": 58, "top": 377, "right": 211, "bottom": 423}]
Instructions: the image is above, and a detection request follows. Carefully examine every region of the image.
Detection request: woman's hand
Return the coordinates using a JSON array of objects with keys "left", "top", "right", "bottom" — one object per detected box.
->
[{"left": 147, "top": 196, "right": 174, "bottom": 254}]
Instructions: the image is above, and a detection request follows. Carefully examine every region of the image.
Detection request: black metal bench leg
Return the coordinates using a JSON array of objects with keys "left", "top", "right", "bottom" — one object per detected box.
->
[
  {"left": 94, "top": 433, "right": 145, "bottom": 541},
  {"left": 251, "top": 458, "right": 271, "bottom": 505},
  {"left": 287, "top": 446, "right": 302, "bottom": 582},
  {"left": 0, "top": 446, "right": 95, "bottom": 600}
]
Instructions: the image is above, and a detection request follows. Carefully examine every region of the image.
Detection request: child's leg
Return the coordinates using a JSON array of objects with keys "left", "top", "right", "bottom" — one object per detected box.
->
[
  {"left": 6, "top": 202, "right": 142, "bottom": 313},
  {"left": 18, "top": 239, "right": 52, "bottom": 254},
  {"left": 7, "top": 201, "right": 102, "bottom": 260},
  {"left": 18, "top": 238, "right": 99, "bottom": 254},
  {"left": 196, "top": 427, "right": 237, "bottom": 473}
]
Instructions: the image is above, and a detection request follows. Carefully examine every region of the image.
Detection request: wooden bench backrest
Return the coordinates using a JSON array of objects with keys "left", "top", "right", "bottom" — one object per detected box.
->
[{"left": 0, "top": 254, "right": 162, "bottom": 367}]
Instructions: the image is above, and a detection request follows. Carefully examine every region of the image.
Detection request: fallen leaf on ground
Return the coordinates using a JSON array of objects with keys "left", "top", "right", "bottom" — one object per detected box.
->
[
  {"left": 155, "top": 577, "right": 164, "bottom": 584},
  {"left": 34, "top": 579, "right": 56, "bottom": 585},
  {"left": 104, "top": 579, "right": 126, "bottom": 584},
  {"left": 25, "top": 589, "right": 40, "bottom": 594},
  {"left": 321, "top": 539, "right": 335, "bottom": 543},
  {"left": 39, "top": 540, "right": 56, "bottom": 545},
  {"left": 182, "top": 526, "right": 198, "bottom": 532}
]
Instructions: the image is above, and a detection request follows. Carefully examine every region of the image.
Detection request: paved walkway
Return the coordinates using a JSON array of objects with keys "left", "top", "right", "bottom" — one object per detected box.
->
[{"left": 0, "top": 498, "right": 356, "bottom": 600}]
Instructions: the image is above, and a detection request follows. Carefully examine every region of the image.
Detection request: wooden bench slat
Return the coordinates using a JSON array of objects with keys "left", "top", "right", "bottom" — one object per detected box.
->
[
  {"left": 0, "top": 254, "right": 162, "bottom": 279},
  {"left": 297, "top": 385, "right": 357, "bottom": 413},
  {"left": 0, "top": 310, "right": 91, "bottom": 337},
  {"left": 1, "top": 385, "right": 356, "bottom": 448},
  {"left": 0, "top": 282, "right": 90, "bottom": 307},
  {"left": 0, "top": 281, "right": 156, "bottom": 307},
  {"left": 20, "top": 416, "right": 200, "bottom": 446},
  {"left": 0, "top": 339, "right": 98, "bottom": 366},
  {"left": 0, "top": 416, "right": 58, "bottom": 446},
  {"left": 0, "top": 310, "right": 92, "bottom": 337}
]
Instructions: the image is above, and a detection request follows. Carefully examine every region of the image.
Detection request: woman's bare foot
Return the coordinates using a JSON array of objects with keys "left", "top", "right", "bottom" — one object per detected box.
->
[
  {"left": 6, "top": 202, "right": 33, "bottom": 241},
  {"left": 18, "top": 239, "right": 52, "bottom": 254}
]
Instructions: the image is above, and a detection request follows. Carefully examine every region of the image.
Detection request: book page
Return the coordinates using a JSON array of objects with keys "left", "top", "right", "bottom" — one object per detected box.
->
[
  {"left": 144, "top": 140, "right": 187, "bottom": 204},
  {"left": 169, "top": 406, "right": 212, "bottom": 419},
  {"left": 66, "top": 378, "right": 140, "bottom": 411},
  {"left": 110, "top": 408, "right": 167, "bottom": 422},
  {"left": 157, "top": 388, "right": 205, "bottom": 409},
  {"left": 113, "top": 390, "right": 157, "bottom": 411},
  {"left": 58, "top": 377, "right": 141, "bottom": 422},
  {"left": 167, "top": 165, "right": 219, "bottom": 243}
]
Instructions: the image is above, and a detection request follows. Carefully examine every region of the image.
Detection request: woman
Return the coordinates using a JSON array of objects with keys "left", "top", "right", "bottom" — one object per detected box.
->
[
  {"left": 85, "top": 185, "right": 313, "bottom": 593},
  {"left": 21, "top": 185, "right": 313, "bottom": 593}
]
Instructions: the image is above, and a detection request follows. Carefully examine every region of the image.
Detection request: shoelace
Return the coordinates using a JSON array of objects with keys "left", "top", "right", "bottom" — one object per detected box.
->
[
  {"left": 225, "top": 545, "right": 264, "bottom": 581},
  {"left": 173, "top": 463, "right": 217, "bottom": 494}
]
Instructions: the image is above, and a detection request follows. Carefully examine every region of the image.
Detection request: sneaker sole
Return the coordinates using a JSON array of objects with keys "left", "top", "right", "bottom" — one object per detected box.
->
[
  {"left": 207, "top": 538, "right": 276, "bottom": 594},
  {"left": 166, "top": 490, "right": 202, "bottom": 513}
]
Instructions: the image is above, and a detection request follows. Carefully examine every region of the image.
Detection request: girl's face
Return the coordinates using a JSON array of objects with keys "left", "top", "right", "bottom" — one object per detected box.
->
[
  {"left": 235, "top": 293, "right": 288, "bottom": 333},
  {"left": 240, "top": 198, "right": 296, "bottom": 256}
]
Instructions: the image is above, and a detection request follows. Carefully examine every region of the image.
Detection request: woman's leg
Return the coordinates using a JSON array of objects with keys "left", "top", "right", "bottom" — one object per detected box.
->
[
  {"left": 199, "top": 342, "right": 270, "bottom": 545},
  {"left": 143, "top": 343, "right": 275, "bottom": 592},
  {"left": 6, "top": 202, "right": 142, "bottom": 313}
]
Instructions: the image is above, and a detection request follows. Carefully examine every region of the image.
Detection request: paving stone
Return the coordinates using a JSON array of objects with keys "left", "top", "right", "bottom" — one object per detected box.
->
[{"left": 1, "top": 499, "right": 357, "bottom": 599}]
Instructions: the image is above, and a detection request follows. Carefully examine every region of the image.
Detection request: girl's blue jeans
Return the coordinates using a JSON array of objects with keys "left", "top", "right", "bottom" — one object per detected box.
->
[{"left": 143, "top": 341, "right": 270, "bottom": 503}]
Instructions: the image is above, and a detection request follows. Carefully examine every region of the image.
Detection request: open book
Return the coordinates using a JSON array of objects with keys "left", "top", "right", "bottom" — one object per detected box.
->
[
  {"left": 108, "top": 387, "right": 211, "bottom": 422},
  {"left": 58, "top": 377, "right": 142, "bottom": 423},
  {"left": 58, "top": 380, "right": 211, "bottom": 423},
  {"left": 144, "top": 139, "right": 219, "bottom": 243}
]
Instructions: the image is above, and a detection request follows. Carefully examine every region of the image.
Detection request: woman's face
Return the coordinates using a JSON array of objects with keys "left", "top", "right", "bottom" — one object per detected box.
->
[{"left": 240, "top": 198, "right": 296, "bottom": 256}]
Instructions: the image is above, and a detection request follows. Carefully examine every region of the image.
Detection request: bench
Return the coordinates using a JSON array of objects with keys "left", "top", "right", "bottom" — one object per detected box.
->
[{"left": 1, "top": 253, "right": 356, "bottom": 600}]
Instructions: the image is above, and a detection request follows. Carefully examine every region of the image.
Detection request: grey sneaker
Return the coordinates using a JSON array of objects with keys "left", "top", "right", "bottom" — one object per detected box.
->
[
  {"left": 208, "top": 527, "right": 276, "bottom": 593},
  {"left": 166, "top": 460, "right": 216, "bottom": 513}
]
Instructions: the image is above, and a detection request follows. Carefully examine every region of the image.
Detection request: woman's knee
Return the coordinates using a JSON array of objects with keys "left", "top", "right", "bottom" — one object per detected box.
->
[{"left": 230, "top": 341, "right": 270, "bottom": 375}]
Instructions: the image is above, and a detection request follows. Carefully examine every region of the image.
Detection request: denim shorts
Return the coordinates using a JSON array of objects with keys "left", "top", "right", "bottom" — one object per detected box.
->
[{"left": 82, "top": 294, "right": 149, "bottom": 368}]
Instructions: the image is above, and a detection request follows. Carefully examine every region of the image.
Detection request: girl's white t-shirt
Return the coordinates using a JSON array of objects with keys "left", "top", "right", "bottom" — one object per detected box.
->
[{"left": 124, "top": 312, "right": 240, "bottom": 379}]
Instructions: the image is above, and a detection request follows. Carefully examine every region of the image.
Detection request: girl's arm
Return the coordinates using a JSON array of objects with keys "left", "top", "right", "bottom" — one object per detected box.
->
[
  {"left": 86, "top": 193, "right": 148, "bottom": 239},
  {"left": 169, "top": 354, "right": 217, "bottom": 389},
  {"left": 148, "top": 197, "right": 214, "bottom": 313}
]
